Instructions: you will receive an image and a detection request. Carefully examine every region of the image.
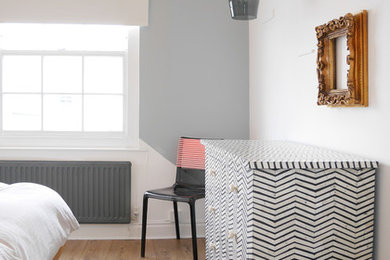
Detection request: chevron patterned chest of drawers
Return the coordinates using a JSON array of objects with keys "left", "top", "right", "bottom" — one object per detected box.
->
[{"left": 202, "top": 140, "right": 378, "bottom": 260}]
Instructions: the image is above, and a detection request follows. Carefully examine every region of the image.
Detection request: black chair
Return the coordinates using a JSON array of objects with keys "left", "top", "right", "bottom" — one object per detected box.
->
[{"left": 141, "top": 137, "right": 206, "bottom": 260}]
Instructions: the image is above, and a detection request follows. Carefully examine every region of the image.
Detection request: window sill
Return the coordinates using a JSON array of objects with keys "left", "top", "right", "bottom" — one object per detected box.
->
[{"left": 0, "top": 146, "right": 148, "bottom": 152}]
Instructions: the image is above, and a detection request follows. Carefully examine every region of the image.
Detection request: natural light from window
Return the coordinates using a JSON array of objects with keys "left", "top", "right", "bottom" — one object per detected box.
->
[
  {"left": 0, "top": 23, "right": 139, "bottom": 148},
  {"left": 0, "top": 23, "right": 128, "bottom": 51},
  {"left": 0, "top": 24, "right": 129, "bottom": 134}
]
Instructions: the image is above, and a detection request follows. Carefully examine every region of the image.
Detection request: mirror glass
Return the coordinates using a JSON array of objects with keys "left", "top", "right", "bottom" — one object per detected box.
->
[{"left": 335, "top": 35, "right": 349, "bottom": 90}]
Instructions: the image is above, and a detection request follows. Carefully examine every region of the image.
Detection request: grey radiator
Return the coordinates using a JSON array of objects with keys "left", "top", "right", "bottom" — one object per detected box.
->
[{"left": 0, "top": 161, "right": 131, "bottom": 224}]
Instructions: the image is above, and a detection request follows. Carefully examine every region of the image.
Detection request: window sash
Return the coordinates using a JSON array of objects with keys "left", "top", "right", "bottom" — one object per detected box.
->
[{"left": 0, "top": 50, "right": 128, "bottom": 135}]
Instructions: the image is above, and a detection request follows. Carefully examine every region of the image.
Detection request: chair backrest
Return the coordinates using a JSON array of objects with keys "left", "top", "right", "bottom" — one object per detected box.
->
[{"left": 174, "top": 137, "right": 206, "bottom": 190}]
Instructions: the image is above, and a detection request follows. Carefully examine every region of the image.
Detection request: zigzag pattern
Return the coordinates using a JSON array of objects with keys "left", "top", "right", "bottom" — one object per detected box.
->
[
  {"left": 245, "top": 167, "right": 375, "bottom": 260},
  {"left": 203, "top": 141, "right": 377, "bottom": 260},
  {"left": 205, "top": 146, "right": 230, "bottom": 259}
]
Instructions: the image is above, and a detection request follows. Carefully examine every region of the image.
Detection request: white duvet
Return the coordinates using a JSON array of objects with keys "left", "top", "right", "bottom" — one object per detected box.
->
[{"left": 0, "top": 182, "right": 79, "bottom": 260}]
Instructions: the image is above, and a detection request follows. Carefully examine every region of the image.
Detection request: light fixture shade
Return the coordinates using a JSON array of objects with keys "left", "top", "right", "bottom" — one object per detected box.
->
[{"left": 229, "top": 0, "right": 259, "bottom": 20}]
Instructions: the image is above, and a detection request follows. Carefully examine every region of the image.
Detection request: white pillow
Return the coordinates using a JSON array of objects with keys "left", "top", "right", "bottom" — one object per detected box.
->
[{"left": 0, "top": 182, "right": 9, "bottom": 190}]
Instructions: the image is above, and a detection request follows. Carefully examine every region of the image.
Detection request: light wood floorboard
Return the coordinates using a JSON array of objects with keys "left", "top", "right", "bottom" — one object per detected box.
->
[{"left": 58, "top": 239, "right": 205, "bottom": 260}]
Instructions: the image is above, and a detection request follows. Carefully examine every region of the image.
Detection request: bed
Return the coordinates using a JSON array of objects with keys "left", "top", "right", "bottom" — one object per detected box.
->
[{"left": 0, "top": 182, "right": 79, "bottom": 260}]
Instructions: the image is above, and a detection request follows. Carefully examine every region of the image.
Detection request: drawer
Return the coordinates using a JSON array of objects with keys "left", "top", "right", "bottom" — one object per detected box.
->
[
  {"left": 226, "top": 171, "right": 237, "bottom": 258},
  {"left": 207, "top": 203, "right": 231, "bottom": 259},
  {"left": 225, "top": 154, "right": 249, "bottom": 260},
  {"left": 205, "top": 156, "right": 227, "bottom": 201},
  {"left": 205, "top": 203, "right": 216, "bottom": 259}
]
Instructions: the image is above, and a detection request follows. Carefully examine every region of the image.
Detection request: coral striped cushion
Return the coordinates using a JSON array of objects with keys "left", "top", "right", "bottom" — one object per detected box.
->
[{"left": 176, "top": 138, "right": 205, "bottom": 170}]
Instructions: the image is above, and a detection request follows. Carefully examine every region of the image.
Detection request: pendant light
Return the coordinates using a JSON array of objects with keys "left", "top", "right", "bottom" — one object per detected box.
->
[{"left": 228, "top": 0, "right": 259, "bottom": 20}]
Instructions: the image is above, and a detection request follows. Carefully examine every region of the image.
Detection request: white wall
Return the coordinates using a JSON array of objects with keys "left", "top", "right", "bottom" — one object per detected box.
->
[
  {"left": 0, "top": 140, "right": 205, "bottom": 239},
  {"left": 250, "top": 0, "right": 390, "bottom": 258}
]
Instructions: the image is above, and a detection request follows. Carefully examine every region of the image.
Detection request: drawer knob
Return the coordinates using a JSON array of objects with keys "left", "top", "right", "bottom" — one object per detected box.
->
[
  {"left": 228, "top": 231, "right": 237, "bottom": 242},
  {"left": 208, "top": 206, "right": 216, "bottom": 213},
  {"left": 209, "top": 242, "right": 216, "bottom": 250},
  {"left": 209, "top": 170, "right": 216, "bottom": 176},
  {"left": 230, "top": 184, "right": 239, "bottom": 193}
]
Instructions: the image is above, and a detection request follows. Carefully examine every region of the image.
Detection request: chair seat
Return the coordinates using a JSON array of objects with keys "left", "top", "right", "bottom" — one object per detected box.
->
[{"left": 145, "top": 186, "right": 205, "bottom": 202}]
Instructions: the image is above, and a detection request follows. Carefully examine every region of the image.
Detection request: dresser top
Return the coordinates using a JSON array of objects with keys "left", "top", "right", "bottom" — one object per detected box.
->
[{"left": 201, "top": 140, "right": 378, "bottom": 169}]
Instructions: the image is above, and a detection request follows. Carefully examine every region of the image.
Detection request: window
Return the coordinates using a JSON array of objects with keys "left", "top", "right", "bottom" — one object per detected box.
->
[{"left": 0, "top": 24, "right": 139, "bottom": 148}]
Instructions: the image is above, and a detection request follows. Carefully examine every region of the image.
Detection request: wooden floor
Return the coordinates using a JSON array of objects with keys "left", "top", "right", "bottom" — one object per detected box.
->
[{"left": 58, "top": 239, "right": 205, "bottom": 260}]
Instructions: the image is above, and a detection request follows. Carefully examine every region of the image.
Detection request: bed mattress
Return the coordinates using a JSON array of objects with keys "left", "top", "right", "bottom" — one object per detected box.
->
[{"left": 0, "top": 182, "right": 79, "bottom": 260}]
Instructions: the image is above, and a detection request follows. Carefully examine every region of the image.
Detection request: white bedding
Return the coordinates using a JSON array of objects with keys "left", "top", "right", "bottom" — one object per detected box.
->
[{"left": 0, "top": 182, "right": 79, "bottom": 260}]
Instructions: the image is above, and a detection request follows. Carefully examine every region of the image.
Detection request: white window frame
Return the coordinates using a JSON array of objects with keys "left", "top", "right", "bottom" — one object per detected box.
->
[{"left": 0, "top": 27, "right": 139, "bottom": 149}]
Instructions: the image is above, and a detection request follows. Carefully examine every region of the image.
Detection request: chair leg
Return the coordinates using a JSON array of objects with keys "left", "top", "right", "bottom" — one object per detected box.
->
[
  {"left": 141, "top": 195, "right": 149, "bottom": 257},
  {"left": 189, "top": 200, "right": 198, "bottom": 260},
  {"left": 173, "top": 201, "right": 180, "bottom": 239}
]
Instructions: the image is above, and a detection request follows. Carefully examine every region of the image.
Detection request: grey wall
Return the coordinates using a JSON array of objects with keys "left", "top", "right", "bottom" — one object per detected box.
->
[{"left": 140, "top": 0, "right": 249, "bottom": 163}]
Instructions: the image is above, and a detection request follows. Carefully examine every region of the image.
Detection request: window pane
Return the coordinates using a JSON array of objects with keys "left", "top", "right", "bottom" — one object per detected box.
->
[
  {"left": 2, "top": 56, "right": 41, "bottom": 93},
  {"left": 84, "top": 95, "right": 123, "bottom": 132},
  {"left": 43, "top": 95, "right": 82, "bottom": 131},
  {"left": 84, "top": 57, "right": 123, "bottom": 94},
  {"left": 43, "top": 56, "right": 82, "bottom": 93},
  {"left": 2, "top": 94, "right": 41, "bottom": 130}
]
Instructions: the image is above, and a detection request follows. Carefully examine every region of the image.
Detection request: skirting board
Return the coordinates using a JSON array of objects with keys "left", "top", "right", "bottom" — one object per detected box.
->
[{"left": 69, "top": 222, "right": 205, "bottom": 240}]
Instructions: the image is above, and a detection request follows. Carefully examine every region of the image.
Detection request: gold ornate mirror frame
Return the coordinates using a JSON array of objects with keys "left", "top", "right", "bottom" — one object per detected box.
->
[{"left": 315, "top": 11, "right": 368, "bottom": 106}]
